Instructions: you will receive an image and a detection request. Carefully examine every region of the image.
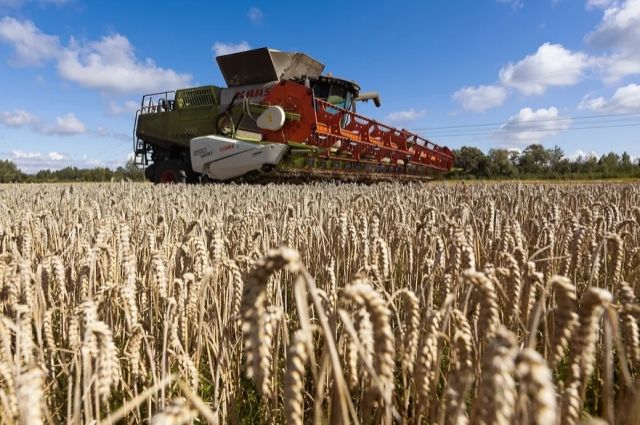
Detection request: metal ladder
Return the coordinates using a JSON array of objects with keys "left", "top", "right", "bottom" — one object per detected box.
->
[{"left": 132, "top": 110, "right": 149, "bottom": 168}]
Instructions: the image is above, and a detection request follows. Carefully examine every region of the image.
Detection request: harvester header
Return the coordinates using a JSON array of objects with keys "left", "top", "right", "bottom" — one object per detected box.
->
[{"left": 133, "top": 47, "right": 454, "bottom": 183}]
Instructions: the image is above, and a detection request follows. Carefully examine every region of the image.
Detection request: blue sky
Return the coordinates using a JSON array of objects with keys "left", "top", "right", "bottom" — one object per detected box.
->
[{"left": 0, "top": 0, "right": 639, "bottom": 172}]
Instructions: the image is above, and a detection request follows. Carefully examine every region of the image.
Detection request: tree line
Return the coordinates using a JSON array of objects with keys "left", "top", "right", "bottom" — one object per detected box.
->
[
  {"left": 449, "top": 144, "right": 640, "bottom": 180},
  {"left": 2, "top": 144, "right": 639, "bottom": 183},
  {"left": 0, "top": 159, "right": 144, "bottom": 183}
]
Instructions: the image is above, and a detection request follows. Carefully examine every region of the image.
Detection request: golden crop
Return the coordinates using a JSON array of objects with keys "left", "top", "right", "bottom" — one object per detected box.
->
[{"left": 1, "top": 181, "right": 639, "bottom": 424}]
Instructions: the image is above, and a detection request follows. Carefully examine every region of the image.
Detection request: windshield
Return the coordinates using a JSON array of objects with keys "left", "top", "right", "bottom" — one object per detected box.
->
[
  {"left": 327, "top": 85, "right": 353, "bottom": 110},
  {"left": 312, "top": 81, "right": 354, "bottom": 111}
]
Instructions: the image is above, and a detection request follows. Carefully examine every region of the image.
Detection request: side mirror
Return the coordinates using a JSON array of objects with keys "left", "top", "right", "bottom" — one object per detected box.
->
[{"left": 355, "top": 91, "right": 382, "bottom": 107}]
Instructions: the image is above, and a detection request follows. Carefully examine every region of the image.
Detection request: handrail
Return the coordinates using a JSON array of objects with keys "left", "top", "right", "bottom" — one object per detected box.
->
[{"left": 140, "top": 91, "right": 176, "bottom": 115}]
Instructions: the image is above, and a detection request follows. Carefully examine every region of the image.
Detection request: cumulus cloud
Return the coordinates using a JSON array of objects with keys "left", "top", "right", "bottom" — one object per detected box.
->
[
  {"left": 1, "top": 108, "right": 130, "bottom": 142},
  {"left": 596, "top": 53, "right": 640, "bottom": 81},
  {"left": 108, "top": 100, "right": 140, "bottom": 115},
  {"left": 0, "top": 109, "right": 39, "bottom": 127},
  {"left": 248, "top": 7, "right": 263, "bottom": 24},
  {"left": 0, "top": 18, "right": 192, "bottom": 93},
  {"left": 499, "top": 43, "right": 590, "bottom": 95},
  {"left": 385, "top": 108, "right": 427, "bottom": 123},
  {"left": 566, "top": 149, "right": 599, "bottom": 161},
  {"left": 453, "top": 85, "right": 507, "bottom": 112},
  {"left": 586, "top": 0, "right": 640, "bottom": 50},
  {"left": 0, "top": 17, "right": 61, "bottom": 66},
  {"left": 1, "top": 149, "right": 126, "bottom": 173},
  {"left": 94, "top": 126, "right": 130, "bottom": 141},
  {"left": 578, "top": 83, "right": 640, "bottom": 112},
  {"left": 0, "top": 109, "right": 87, "bottom": 136},
  {"left": 4, "top": 150, "right": 67, "bottom": 173},
  {"left": 586, "top": 0, "right": 640, "bottom": 81},
  {"left": 41, "top": 112, "right": 86, "bottom": 135},
  {"left": 493, "top": 107, "right": 572, "bottom": 143},
  {"left": 587, "top": 0, "right": 615, "bottom": 9},
  {"left": 212, "top": 41, "right": 251, "bottom": 57},
  {"left": 57, "top": 34, "right": 192, "bottom": 93}
]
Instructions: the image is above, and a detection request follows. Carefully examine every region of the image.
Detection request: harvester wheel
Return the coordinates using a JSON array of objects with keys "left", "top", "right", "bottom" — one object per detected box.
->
[
  {"left": 155, "top": 160, "right": 188, "bottom": 184},
  {"left": 144, "top": 164, "right": 157, "bottom": 182}
]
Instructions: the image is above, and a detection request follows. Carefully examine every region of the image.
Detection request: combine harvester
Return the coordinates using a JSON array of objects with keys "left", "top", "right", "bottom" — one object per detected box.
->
[{"left": 133, "top": 48, "right": 454, "bottom": 183}]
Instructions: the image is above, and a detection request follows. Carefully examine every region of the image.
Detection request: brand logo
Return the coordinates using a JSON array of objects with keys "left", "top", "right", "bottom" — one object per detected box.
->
[
  {"left": 233, "top": 87, "right": 272, "bottom": 99},
  {"left": 220, "top": 144, "right": 234, "bottom": 152}
]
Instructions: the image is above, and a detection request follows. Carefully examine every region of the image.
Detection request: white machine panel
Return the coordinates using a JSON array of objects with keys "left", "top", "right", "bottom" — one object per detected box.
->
[{"left": 190, "top": 135, "right": 288, "bottom": 181}]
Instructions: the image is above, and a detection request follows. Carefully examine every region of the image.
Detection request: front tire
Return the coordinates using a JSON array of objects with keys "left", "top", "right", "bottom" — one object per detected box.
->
[
  {"left": 144, "top": 163, "right": 157, "bottom": 182},
  {"left": 154, "top": 160, "right": 188, "bottom": 184}
]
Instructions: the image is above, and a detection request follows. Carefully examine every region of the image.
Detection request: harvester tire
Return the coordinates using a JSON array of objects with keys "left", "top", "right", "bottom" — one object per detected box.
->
[
  {"left": 155, "top": 160, "right": 188, "bottom": 184},
  {"left": 144, "top": 164, "right": 157, "bottom": 182}
]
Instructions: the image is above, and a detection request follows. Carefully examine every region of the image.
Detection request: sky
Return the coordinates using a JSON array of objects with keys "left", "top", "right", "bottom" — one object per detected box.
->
[{"left": 0, "top": 0, "right": 639, "bottom": 173}]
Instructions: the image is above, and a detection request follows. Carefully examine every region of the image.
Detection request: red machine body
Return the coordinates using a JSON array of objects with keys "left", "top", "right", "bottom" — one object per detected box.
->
[{"left": 261, "top": 81, "right": 455, "bottom": 176}]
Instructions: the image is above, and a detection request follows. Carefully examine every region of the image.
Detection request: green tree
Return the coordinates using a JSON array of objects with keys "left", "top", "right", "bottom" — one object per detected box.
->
[
  {"left": 454, "top": 146, "right": 491, "bottom": 178},
  {"left": 124, "top": 158, "right": 144, "bottom": 180},
  {"left": 547, "top": 145, "right": 564, "bottom": 172},
  {"left": 518, "top": 144, "right": 551, "bottom": 175},
  {"left": 488, "top": 149, "right": 517, "bottom": 177},
  {"left": 0, "top": 160, "right": 24, "bottom": 182},
  {"left": 599, "top": 152, "right": 620, "bottom": 175},
  {"left": 621, "top": 152, "right": 632, "bottom": 172},
  {"left": 583, "top": 154, "right": 598, "bottom": 174},
  {"left": 554, "top": 158, "right": 572, "bottom": 175}
]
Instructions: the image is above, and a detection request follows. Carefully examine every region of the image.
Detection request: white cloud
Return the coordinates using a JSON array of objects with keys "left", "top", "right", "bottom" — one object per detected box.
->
[
  {"left": 212, "top": 41, "right": 251, "bottom": 57},
  {"left": 108, "top": 100, "right": 139, "bottom": 115},
  {"left": 578, "top": 83, "right": 640, "bottom": 112},
  {"left": 566, "top": 149, "right": 599, "bottom": 161},
  {"left": 493, "top": 106, "right": 572, "bottom": 143},
  {"left": 453, "top": 2, "right": 638, "bottom": 104},
  {"left": 94, "top": 126, "right": 130, "bottom": 142},
  {"left": 586, "top": 0, "right": 640, "bottom": 51},
  {"left": 453, "top": 85, "right": 507, "bottom": 112},
  {"left": 41, "top": 112, "right": 86, "bottom": 135},
  {"left": 2, "top": 149, "right": 127, "bottom": 173},
  {"left": 596, "top": 53, "right": 640, "bottom": 82},
  {"left": 57, "top": 34, "right": 192, "bottom": 93},
  {"left": 48, "top": 151, "right": 64, "bottom": 160},
  {"left": 1, "top": 108, "right": 90, "bottom": 136},
  {"left": 586, "top": 0, "right": 640, "bottom": 81},
  {"left": 0, "top": 18, "right": 192, "bottom": 93},
  {"left": 385, "top": 108, "right": 427, "bottom": 123},
  {"left": 248, "top": 7, "right": 263, "bottom": 24},
  {"left": 0, "top": 109, "right": 39, "bottom": 127},
  {"left": 95, "top": 126, "right": 109, "bottom": 137},
  {"left": 499, "top": 43, "right": 590, "bottom": 95},
  {"left": 4, "top": 150, "right": 65, "bottom": 173},
  {"left": 587, "top": 0, "right": 615, "bottom": 9},
  {"left": 0, "top": 17, "right": 61, "bottom": 66}
]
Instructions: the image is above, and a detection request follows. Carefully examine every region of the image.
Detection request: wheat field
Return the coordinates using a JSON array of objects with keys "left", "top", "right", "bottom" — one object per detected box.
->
[{"left": 1, "top": 181, "right": 639, "bottom": 424}]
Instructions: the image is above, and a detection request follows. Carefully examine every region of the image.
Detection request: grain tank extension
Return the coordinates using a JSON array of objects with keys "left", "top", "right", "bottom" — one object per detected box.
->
[{"left": 133, "top": 47, "right": 455, "bottom": 183}]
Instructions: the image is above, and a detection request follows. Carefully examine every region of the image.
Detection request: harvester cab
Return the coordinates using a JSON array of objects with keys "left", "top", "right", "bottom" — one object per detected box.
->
[{"left": 133, "top": 47, "right": 454, "bottom": 183}]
